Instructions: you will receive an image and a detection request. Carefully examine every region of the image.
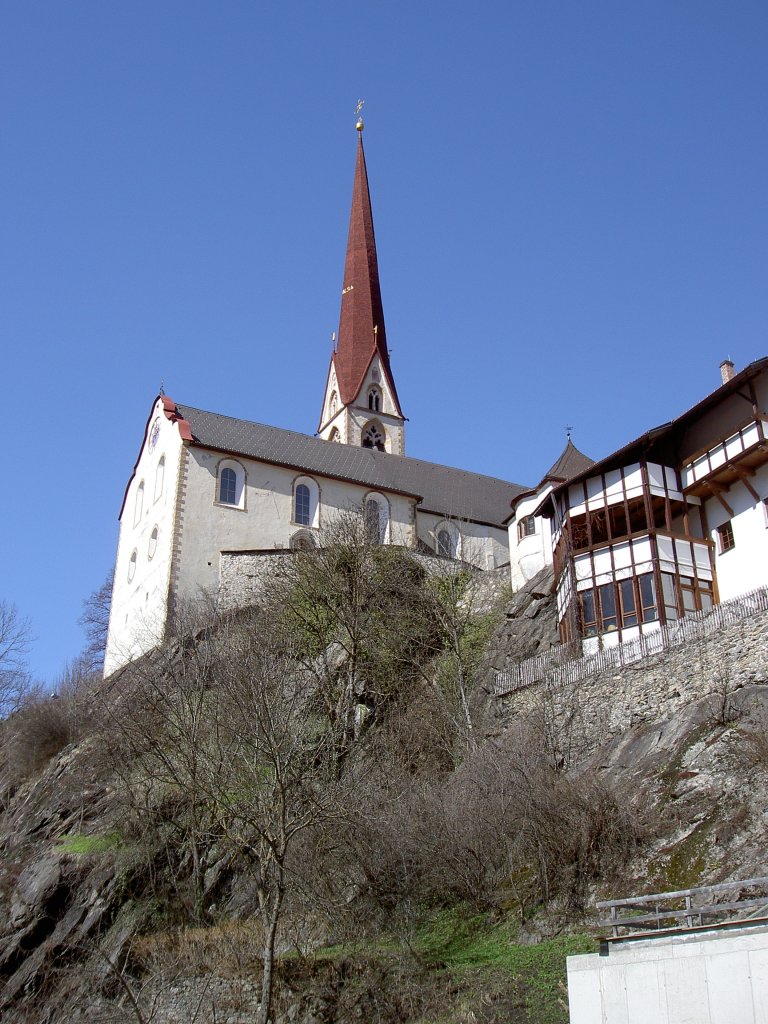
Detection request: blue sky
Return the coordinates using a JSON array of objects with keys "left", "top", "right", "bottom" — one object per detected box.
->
[{"left": 2, "top": 1, "right": 767, "bottom": 684}]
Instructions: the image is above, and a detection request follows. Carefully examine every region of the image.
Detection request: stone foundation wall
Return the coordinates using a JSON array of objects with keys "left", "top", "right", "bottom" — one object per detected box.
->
[
  {"left": 218, "top": 549, "right": 510, "bottom": 613},
  {"left": 499, "top": 608, "right": 768, "bottom": 761}
]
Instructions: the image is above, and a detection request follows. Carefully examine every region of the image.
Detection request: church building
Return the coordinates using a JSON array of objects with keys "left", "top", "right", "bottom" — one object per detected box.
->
[
  {"left": 104, "top": 120, "right": 527, "bottom": 676},
  {"left": 104, "top": 119, "right": 768, "bottom": 678}
]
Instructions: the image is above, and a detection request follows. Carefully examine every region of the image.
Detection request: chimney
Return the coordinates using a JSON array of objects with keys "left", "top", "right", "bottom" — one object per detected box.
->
[{"left": 719, "top": 359, "right": 735, "bottom": 385}]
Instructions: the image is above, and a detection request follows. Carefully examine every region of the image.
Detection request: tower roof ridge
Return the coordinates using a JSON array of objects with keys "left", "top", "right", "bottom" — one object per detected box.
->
[{"left": 332, "top": 131, "right": 403, "bottom": 415}]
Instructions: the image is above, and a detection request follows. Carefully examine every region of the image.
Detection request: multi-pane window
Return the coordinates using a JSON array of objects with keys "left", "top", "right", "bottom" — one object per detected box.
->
[
  {"left": 219, "top": 467, "right": 237, "bottom": 505},
  {"left": 368, "top": 387, "right": 381, "bottom": 412},
  {"left": 517, "top": 516, "right": 536, "bottom": 540},
  {"left": 579, "top": 574, "right": 659, "bottom": 637},
  {"left": 716, "top": 521, "right": 735, "bottom": 553},
  {"left": 294, "top": 484, "right": 310, "bottom": 526}
]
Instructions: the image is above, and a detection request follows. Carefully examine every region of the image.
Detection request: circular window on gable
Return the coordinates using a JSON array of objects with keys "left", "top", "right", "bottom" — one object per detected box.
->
[
  {"left": 128, "top": 549, "right": 138, "bottom": 583},
  {"left": 148, "top": 526, "right": 159, "bottom": 560}
]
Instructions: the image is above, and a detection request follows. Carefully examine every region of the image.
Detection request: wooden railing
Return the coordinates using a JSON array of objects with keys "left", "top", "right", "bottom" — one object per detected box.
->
[
  {"left": 596, "top": 877, "right": 768, "bottom": 938},
  {"left": 494, "top": 584, "right": 768, "bottom": 695}
]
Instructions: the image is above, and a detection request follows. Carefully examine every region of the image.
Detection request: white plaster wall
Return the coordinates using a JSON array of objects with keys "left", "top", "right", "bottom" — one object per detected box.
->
[
  {"left": 417, "top": 511, "right": 509, "bottom": 570},
  {"left": 568, "top": 926, "right": 768, "bottom": 1024},
  {"left": 174, "top": 448, "right": 418, "bottom": 601},
  {"left": 706, "top": 463, "right": 768, "bottom": 601},
  {"left": 104, "top": 400, "right": 184, "bottom": 675},
  {"left": 509, "top": 486, "right": 554, "bottom": 591}
]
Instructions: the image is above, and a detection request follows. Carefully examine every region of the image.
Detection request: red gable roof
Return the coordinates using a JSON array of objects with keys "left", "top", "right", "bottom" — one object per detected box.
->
[{"left": 332, "top": 131, "right": 403, "bottom": 416}]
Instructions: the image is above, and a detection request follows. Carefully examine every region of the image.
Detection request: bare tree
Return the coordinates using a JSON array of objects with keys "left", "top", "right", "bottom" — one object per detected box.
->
[
  {"left": 200, "top": 612, "right": 343, "bottom": 1024},
  {"left": 273, "top": 511, "right": 434, "bottom": 773},
  {"left": 101, "top": 607, "right": 221, "bottom": 924},
  {"left": 79, "top": 569, "right": 114, "bottom": 674},
  {"left": 0, "top": 600, "right": 32, "bottom": 717}
]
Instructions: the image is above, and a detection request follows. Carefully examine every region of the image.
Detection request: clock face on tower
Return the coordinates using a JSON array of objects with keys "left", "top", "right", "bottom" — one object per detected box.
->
[{"left": 148, "top": 418, "right": 161, "bottom": 452}]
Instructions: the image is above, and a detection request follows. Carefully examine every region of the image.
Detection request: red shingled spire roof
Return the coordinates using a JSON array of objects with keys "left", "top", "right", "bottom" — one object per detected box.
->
[{"left": 331, "top": 130, "right": 403, "bottom": 416}]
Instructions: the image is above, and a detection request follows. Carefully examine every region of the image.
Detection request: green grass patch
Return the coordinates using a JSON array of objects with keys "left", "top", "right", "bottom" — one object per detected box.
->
[
  {"left": 54, "top": 831, "right": 122, "bottom": 856},
  {"left": 415, "top": 906, "right": 595, "bottom": 1024},
  {"left": 302, "top": 908, "right": 596, "bottom": 1023}
]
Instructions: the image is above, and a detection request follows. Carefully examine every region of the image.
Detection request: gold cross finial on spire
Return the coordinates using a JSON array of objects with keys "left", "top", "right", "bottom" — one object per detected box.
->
[{"left": 355, "top": 98, "right": 365, "bottom": 131}]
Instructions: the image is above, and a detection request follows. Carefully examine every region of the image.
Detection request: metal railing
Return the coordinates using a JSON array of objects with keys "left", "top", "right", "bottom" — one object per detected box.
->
[
  {"left": 494, "top": 584, "right": 768, "bottom": 695},
  {"left": 596, "top": 877, "right": 768, "bottom": 939}
]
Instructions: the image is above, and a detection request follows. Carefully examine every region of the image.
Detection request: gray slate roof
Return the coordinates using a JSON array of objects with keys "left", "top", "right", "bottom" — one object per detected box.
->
[{"left": 177, "top": 404, "right": 527, "bottom": 527}]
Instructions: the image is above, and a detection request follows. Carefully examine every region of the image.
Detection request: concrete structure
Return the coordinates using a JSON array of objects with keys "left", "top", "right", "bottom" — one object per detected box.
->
[{"left": 568, "top": 924, "right": 768, "bottom": 1024}]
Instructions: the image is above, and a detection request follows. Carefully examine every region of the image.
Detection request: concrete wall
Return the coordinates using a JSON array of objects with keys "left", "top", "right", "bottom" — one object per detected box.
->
[{"left": 568, "top": 925, "right": 768, "bottom": 1024}]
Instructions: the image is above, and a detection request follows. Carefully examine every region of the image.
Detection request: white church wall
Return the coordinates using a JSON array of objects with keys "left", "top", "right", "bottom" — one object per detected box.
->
[
  {"left": 104, "top": 400, "right": 184, "bottom": 676},
  {"left": 417, "top": 512, "right": 509, "bottom": 570},
  {"left": 173, "top": 447, "right": 418, "bottom": 603},
  {"left": 706, "top": 462, "right": 768, "bottom": 601}
]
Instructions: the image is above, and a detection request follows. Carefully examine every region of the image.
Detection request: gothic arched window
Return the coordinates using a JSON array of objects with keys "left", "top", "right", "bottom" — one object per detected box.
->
[
  {"left": 292, "top": 476, "right": 320, "bottom": 528},
  {"left": 364, "top": 492, "right": 389, "bottom": 544},
  {"left": 220, "top": 468, "right": 237, "bottom": 505},
  {"left": 435, "top": 521, "right": 460, "bottom": 559},
  {"left": 294, "top": 484, "right": 310, "bottom": 526},
  {"left": 368, "top": 387, "right": 381, "bottom": 412},
  {"left": 154, "top": 455, "right": 165, "bottom": 502},
  {"left": 134, "top": 481, "right": 145, "bottom": 526},
  {"left": 328, "top": 427, "right": 341, "bottom": 443},
  {"left": 217, "top": 459, "right": 246, "bottom": 508},
  {"left": 362, "top": 422, "right": 386, "bottom": 452}
]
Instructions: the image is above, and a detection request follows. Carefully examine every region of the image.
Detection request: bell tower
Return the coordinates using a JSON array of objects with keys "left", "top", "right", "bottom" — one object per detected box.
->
[{"left": 318, "top": 117, "right": 405, "bottom": 455}]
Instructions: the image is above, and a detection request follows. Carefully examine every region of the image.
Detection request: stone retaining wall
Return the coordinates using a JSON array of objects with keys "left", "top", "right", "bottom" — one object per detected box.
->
[
  {"left": 218, "top": 549, "right": 510, "bottom": 613},
  {"left": 499, "top": 608, "right": 768, "bottom": 761}
]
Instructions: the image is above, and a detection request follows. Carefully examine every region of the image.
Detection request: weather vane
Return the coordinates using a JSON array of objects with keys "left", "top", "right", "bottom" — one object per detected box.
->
[
  {"left": 566, "top": 424, "right": 572, "bottom": 441},
  {"left": 355, "top": 98, "right": 365, "bottom": 130}
]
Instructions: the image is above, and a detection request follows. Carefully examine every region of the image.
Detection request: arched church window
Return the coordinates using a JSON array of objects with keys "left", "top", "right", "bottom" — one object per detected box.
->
[
  {"left": 295, "top": 484, "right": 310, "bottom": 526},
  {"left": 220, "top": 468, "right": 237, "bottom": 505},
  {"left": 368, "top": 387, "right": 381, "bottom": 412},
  {"left": 362, "top": 422, "right": 386, "bottom": 452},
  {"left": 216, "top": 459, "right": 246, "bottom": 508},
  {"left": 148, "top": 526, "right": 159, "bottom": 560},
  {"left": 328, "top": 427, "right": 341, "bottom": 443},
  {"left": 364, "top": 493, "right": 389, "bottom": 544},
  {"left": 290, "top": 530, "right": 316, "bottom": 551},
  {"left": 329, "top": 391, "right": 337, "bottom": 417},
  {"left": 292, "top": 476, "right": 319, "bottom": 528},
  {"left": 134, "top": 481, "right": 145, "bottom": 527},
  {"left": 154, "top": 456, "right": 165, "bottom": 502},
  {"left": 127, "top": 549, "right": 138, "bottom": 583},
  {"left": 435, "top": 521, "right": 460, "bottom": 559}
]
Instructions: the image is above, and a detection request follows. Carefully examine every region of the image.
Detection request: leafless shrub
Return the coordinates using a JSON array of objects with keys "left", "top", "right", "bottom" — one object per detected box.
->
[
  {"left": 0, "top": 658, "right": 97, "bottom": 783},
  {"left": 328, "top": 716, "right": 641, "bottom": 929}
]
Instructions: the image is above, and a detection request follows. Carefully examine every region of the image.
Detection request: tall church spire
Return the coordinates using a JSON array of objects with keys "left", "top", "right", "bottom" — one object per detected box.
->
[{"left": 318, "top": 122, "right": 406, "bottom": 454}]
